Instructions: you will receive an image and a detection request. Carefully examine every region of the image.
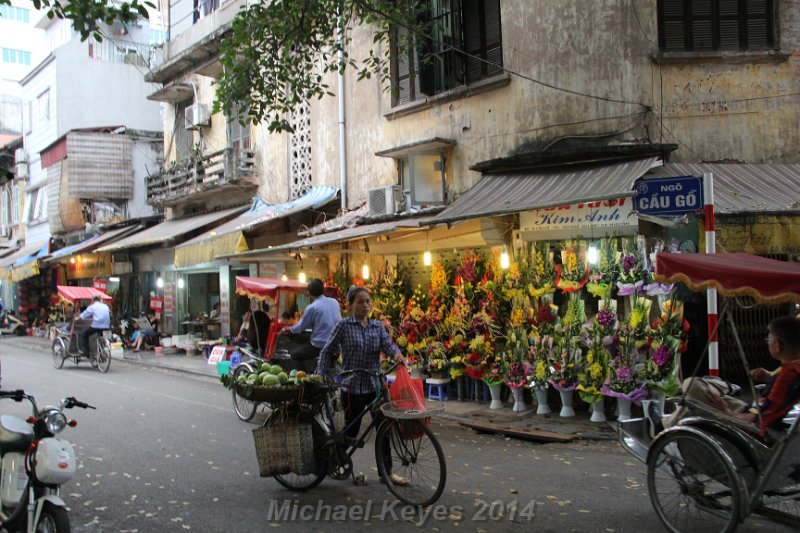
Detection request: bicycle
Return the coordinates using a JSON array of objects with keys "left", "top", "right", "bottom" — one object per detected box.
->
[
  {"left": 230, "top": 345, "right": 273, "bottom": 421},
  {"left": 263, "top": 361, "right": 447, "bottom": 507},
  {"left": 52, "top": 325, "right": 111, "bottom": 373}
]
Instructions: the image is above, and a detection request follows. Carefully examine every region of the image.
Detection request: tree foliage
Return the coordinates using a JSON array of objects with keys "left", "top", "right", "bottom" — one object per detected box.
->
[
  {"left": 214, "top": 0, "right": 424, "bottom": 133},
  {"left": 0, "top": 0, "right": 153, "bottom": 42}
]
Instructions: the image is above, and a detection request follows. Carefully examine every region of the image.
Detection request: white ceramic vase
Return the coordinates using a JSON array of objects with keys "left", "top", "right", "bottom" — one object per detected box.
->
[
  {"left": 488, "top": 384, "right": 504, "bottom": 410},
  {"left": 558, "top": 389, "right": 575, "bottom": 417},
  {"left": 510, "top": 387, "right": 527, "bottom": 413},
  {"left": 617, "top": 398, "right": 633, "bottom": 421},
  {"left": 590, "top": 398, "right": 607, "bottom": 422},
  {"left": 534, "top": 388, "right": 550, "bottom": 415}
]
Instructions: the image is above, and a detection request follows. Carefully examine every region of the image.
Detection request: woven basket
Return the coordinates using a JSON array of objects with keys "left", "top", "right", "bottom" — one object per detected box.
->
[{"left": 252, "top": 419, "right": 314, "bottom": 477}]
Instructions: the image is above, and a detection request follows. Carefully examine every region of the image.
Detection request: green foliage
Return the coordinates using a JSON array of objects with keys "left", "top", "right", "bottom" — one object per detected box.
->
[
  {"left": 214, "top": 0, "right": 425, "bottom": 133},
  {"left": 6, "top": 1, "right": 155, "bottom": 42}
]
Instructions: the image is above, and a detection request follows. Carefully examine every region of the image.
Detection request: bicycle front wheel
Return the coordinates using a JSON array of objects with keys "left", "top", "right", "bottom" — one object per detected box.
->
[
  {"left": 231, "top": 364, "right": 258, "bottom": 421},
  {"left": 96, "top": 339, "right": 111, "bottom": 373},
  {"left": 375, "top": 418, "right": 446, "bottom": 507}
]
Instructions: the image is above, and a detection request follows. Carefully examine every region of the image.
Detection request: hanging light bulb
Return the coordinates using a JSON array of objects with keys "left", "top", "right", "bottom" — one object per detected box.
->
[
  {"left": 156, "top": 277, "right": 164, "bottom": 289},
  {"left": 500, "top": 245, "right": 510, "bottom": 270},
  {"left": 281, "top": 274, "right": 288, "bottom": 282},
  {"left": 69, "top": 257, "right": 75, "bottom": 264},
  {"left": 423, "top": 250, "right": 432, "bottom": 266},
  {"left": 177, "top": 278, "right": 185, "bottom": 289},
  {"left": 298, "top": 271, "right": 307, "bottom": 283},
  {"left": 588, "top": 244, "right": 599, "bottom": 265},
  {"left": 362, "top": 263, "right": 370, "bottom": 280}
]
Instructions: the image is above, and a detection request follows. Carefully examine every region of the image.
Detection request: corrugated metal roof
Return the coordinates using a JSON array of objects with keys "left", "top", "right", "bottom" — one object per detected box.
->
[
  {"left": 645, "top": 164, "right": 800, "bottom": 215},
  {"left": 0, "top": 241, "right": 49, "bottom": 268},
  {"left": 429, "top": 157, "right": 659, "bottom": 225},
  {"left": 44, "top": 226, "right": 141, "bottom": 263},
  {"left": 97, "top": 206, "right": 248, "bottom": 252},
  {"left": 226, "top": 216, "right": 434, "bottom": 258}
]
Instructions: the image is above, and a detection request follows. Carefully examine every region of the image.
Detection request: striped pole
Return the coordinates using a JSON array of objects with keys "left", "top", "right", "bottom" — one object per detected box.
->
[{"left": 703, "top": 172, "right": 719, "bottom": 376}]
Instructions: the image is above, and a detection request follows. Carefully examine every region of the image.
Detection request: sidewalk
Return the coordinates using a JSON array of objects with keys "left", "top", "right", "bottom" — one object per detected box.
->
[{"left": 0, "top": 335, "right": 617, "bottom": 441}]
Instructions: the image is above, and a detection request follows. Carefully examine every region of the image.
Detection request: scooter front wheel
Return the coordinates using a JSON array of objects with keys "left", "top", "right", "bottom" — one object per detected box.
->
[
  {"left": 35, "top": 501, "right": 70, "bottom": 532},
  {"left": 51, "top": 339, "right": 67, "bottom": 369}
]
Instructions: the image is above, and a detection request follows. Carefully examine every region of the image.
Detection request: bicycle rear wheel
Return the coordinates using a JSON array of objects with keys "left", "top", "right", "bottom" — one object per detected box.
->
[
  {"left": 232, "top": 364, "right": 258, "bottom": 421},
  {"left": 375, "top": 418, "right": 446, "bottom": 507},
  {"left": 96, "top": 339, "right": 111, "bottom": 373},
  {"left": 273, "top": 413, "right": 328, "bottom": 491}
]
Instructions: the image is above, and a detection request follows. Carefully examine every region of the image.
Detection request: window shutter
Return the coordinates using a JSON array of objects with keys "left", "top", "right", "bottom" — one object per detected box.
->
[
  {"left": 744, "top": 0, "right": 772, "bottom": 48},
  {"left": 718, "top": 0, "right": 740, "bottom": 50},
  {"left": 417, "top": 7, "right": 437, "bottom": 97},
  {"left": 690, "top": 0, "right": 714, "bottom": 50},
  {"left": 392, "top": 26, "right": 415, "bottom": 105},
  {"left": 660, "top": 0, "right": 687, "bottom": 51},
  {"left": 462, "top": 0, "right": 502, "bottom": 83}
]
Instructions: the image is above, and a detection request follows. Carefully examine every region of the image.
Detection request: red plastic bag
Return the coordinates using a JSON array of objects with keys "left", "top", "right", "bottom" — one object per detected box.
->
[{"left": 389, "top": 365, "right": 425, "bottom": 410}]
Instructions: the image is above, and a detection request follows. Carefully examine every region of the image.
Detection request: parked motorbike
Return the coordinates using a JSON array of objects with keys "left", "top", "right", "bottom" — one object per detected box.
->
[
  {"left": 0, "top": 311, "right": 26, "bottom": 337},
  {"left": 0, "top": 389, "right": 94, "bottom": 532}
]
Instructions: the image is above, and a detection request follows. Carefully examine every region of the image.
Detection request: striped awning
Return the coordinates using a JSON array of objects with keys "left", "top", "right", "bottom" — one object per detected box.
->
[
  {"left": 44, "top": 226, "right": 141, "bottom": 264},
  {"left": 645, "top": 163, "right": 800, "bottom": 215},
  {"left": 173, "top": 186, "right": 339, "bottom": 267},
  {"left": 97, "top": 206, "right": 248, "bottom": 253},
  {"left": 428, "top": 157, "right": 659, "bottom": 225},
  {"left": 2, "top": 241, "right": 50, "bottom": 283}
]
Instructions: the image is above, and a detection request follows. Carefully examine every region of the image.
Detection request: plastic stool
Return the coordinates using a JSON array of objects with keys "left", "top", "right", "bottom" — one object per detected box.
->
[{"left": 426, "top": 377, "right": 451, "bottom": 401}]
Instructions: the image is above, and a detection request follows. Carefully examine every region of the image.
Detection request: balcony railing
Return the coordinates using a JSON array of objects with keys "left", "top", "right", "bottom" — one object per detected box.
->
[{"left": 146, "top": 147, "right": 257, "bottom": 207}]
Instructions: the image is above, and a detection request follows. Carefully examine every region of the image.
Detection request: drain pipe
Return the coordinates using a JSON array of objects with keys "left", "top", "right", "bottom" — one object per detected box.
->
[{"left": 337, "top": 11, "right": 347, "bottom": 211}]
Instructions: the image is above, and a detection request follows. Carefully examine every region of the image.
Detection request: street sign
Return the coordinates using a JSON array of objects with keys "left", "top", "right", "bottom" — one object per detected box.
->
[{"left": 633, "top": 175, "right": 704, "bottom": 216}]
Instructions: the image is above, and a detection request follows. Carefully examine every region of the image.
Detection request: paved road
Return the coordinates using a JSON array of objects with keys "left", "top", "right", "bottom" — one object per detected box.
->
[{"left": 0, "top": 341, "right": 790, "bottom": 532}]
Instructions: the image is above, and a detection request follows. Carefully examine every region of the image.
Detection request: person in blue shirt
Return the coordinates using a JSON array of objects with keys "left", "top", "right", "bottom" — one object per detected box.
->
[
  {"left": 79, "top": 295, "right": 111, "bottom": 355},
  {"left": 284, "top": 278, "right": 341, "bottom": 372},
  {"left": 315, "top": 285, "right": 407, "bottom": 485}
]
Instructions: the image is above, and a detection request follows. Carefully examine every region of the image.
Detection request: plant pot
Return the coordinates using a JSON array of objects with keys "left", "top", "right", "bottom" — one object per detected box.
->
[
  {"left": 558, "top": 389, "right": 575, "bottom": 417},
  {"left": 429, "top": 370, "right": 449, "bottom": 380},
  {"left": 534, "top": 388, "right": 551, "bottom": 415},
  {"left": 616, "top": 398, "right": 633, "bottom": 421},
  {"left": 488, "top": 384, "right": 504, "bottom": 410},
  {"left": 510, "top": 387, "right": 527, "bottom": 413},
  {"left": 590, "top": 398, "right": 606, "bottom": 422}
]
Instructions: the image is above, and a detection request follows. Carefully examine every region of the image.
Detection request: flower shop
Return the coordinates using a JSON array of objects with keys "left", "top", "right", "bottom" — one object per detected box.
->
[{"left": 340, "top": 233, "right": 690, "bottom": 421}]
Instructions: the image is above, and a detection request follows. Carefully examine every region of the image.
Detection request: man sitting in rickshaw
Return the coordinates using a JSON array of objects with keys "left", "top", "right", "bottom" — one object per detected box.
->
[
  {"left": 78, "top": 295, "right": 111, "bottom": 356},
  {"left": 687, "top": 316, "right": 800, "bottom": 436}
]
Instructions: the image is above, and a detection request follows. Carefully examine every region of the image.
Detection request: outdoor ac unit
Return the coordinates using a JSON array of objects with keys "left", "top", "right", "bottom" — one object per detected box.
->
[
  {"left": 185, "top": 103, "right": 211, "bottom": 130},
  {"left": 15, "top": 163, "right": 29, "bottom": 180},
  {"left": 368, "top": 185, "right": 404, "bottom": 216},
  {"left": 0, "top": 225, "right": 9, "bottom": 238},
  {"left": 14, "top": 148, "right": 27, "bottom": 164}
]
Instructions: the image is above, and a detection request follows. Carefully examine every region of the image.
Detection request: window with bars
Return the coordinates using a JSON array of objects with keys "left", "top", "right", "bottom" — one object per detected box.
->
[
  {"left": 657, "top": 0, "right": 776, "bottom": 52},
  {"left": 227, "top": 103, "right": 251, "bottom": 151},
  {"left": 391, "top": 0, "right": 502, "bottom": 106}
]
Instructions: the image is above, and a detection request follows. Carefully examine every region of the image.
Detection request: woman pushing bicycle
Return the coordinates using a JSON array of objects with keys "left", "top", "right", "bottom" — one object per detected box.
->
[{"left": 314, "top": 285, "right": 409, "bottom": 486}]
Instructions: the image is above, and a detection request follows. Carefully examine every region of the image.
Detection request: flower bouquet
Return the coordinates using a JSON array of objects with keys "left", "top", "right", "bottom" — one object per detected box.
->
[
  {"left": 576, "top": 318, "right": 613, "bottom": 405},
  {"left": 527, "top": 335, "right": 553, "bottom": 390},
  {"left": 424, "top": 340, "right": 450, "bottom": 378},
  {"left": 626, "top": 297, "right": 652, "bottom": 350},
  {"left": 586, "top": 237, "right": 618, "bottom": 298},
  {"left": 556, "top": 240, "right": 589, "bottom": 293},
  {"left": 547, "top": 330, "right": 581, "bottom": 392},
  {"left": 502, "top": 327, "right": 529, "bottom": 389},
  {"left": 644, "top": 296, "right": 688, "bottom": 397},
  {"left": 528, "top": 242, "right": 556, "bottom": 299},
  {"left": 616, "top": 240, "right": 648, "bottom": 297},
  {"left": 464, "top": 333, "right": 492, "bottom": 380},
  {"left": 601, "top": 332, "right": 648, "bottom": 418}
]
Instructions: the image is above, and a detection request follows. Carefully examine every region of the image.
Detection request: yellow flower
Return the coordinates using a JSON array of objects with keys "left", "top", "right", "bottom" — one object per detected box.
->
[
  {"left": 535, "top": 360, "right": 547, "bottom": 381},
  {"left": 589, "top": 362, "right": 603, "bottom": 380}
]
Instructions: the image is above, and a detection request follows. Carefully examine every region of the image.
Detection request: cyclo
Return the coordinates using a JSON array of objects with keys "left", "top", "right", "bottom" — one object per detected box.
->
[
  {"left": 240, "top": 360, "right": 447, "bottom": 507},
  {"left": 618, "top": 252, "right": 800, "bottom": 532},
  {"left": 50, "top": 285, "right": 112, "bottom": 373}
]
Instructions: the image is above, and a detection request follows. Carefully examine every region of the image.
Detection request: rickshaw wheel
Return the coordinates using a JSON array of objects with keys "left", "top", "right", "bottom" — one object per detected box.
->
[
  {"left": 755, "top": 484, "right": 800, "bottom": 526},
  {"left": 51, "top": 339, "right": 66, "bottom": 369},
  {"left": 648, "top": 428, "right": 742, "bottom": 533}
]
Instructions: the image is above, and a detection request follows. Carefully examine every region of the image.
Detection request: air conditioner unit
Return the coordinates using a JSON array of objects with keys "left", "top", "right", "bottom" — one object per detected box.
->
[
  {"left": 185, "top": 103, "right": 211, "bottom": 130},
  {"left": 368, "top": 185, "right": 404, "bottom": 216},
  {"left": 15, "top": 163, "right": 29, "bottom": 180},
  {"left": 14, "top": 148, "right": 27, "bottom": 164},
  {"left": 0, "top": 225, "right": 9, "bottom": 238}
]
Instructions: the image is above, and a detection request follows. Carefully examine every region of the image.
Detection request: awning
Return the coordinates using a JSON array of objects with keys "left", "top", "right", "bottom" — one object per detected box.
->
[
  {"left": 97, "top": 206, "right": 248, "bottom": 253},
  {"left": 654, "top": 252, "right": 800, "bottom": 304},
  {"left": 223, "top": 215, "right": 435, "bottom": 259},
  {"left": 428, "top": 157, "right": 659, "bottom": 225},
  {"left": 0, "top": 241, "right": 48, "bottom": 269},
  {"left": 44, "top": 226, "right": 141, "bottom": 264},
  {"left": 57, "top": 285, "right": 113, "bottom": 304},
  {"left": 0, "top": 241, "right": 49, "bottom": 282},
  {"left": 235, "top": 276, "right": 308, "bottom": 301},
  {"left": 645, "top": 163, "right": 800, "bottom": 215},
  {"left": 173, "top": 186, "right": 339, "bottom": 267}
]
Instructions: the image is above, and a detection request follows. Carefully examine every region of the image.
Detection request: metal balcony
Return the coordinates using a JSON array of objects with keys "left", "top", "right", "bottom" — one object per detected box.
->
[{"left": 146, "top": 147, "right": 257, "bottom": 208}]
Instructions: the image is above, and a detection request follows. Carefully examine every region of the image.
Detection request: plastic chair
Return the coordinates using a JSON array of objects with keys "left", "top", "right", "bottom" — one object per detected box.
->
[{"left": 426, "top": 377, "right": 451, "bottom": 401}]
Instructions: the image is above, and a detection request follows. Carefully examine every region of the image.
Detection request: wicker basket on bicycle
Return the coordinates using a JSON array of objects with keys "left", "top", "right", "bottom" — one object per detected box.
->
[{"left": 235, "top": 381, "right": 329, "bottom": 404}]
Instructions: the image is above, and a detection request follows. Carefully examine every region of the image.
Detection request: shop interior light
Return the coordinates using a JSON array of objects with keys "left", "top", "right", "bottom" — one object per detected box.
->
[
  {"left": 298, "top": 271, "right": 307, "bottom": 283},
  {"left": 177, "top": 278, "right": 185, "bottom": 289},
  {"left": 423, "top": 250, "right": 432, "bottom": 266},
  {"left": 281, "top": 274, "right": 288, "bottom": 282},
  {"left": 156, "top": 277, "right": 164, "bottom": 289},
  {"left": 362, "top": 263, "right": 370, "bottom": 280},
  {"left": 109, "top": 277, "right": 120, "bottom": 282},
  {"left": 500, "top": 245, "right": 510, "bottom": 270},
  {"left": 69, "top": 257, "right": 75, "bottom": 264},
  {"left": 588, "top": 245, "right": 599, "bottom": 265}
]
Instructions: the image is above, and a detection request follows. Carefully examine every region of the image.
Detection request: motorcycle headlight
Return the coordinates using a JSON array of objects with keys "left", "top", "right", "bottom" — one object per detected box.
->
[{"left": 45, "top": 412, "right": 68, "bottom": 434}]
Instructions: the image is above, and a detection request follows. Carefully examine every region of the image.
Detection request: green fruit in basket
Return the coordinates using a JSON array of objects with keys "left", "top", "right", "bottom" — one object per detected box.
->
[
  {"left": 270, "top": 364, "right": 283, "bottom": 375},
  {"left": 277, "top": 372, "right": 288, "bottom": 383},
  {"left": 261, "top": 362, "right": 272, "bottom": 373},
  {"left": 289, "top": 369, "right": 298, "bottom": 378},
  {"left": 258, "top": 371, "right": 272, "bottom": 383},
  {"left": 262, "top": 374, "right": 280, "bottom": 386}
]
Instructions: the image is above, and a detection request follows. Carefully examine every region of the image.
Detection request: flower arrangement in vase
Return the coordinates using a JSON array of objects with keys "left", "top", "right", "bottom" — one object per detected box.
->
[
  {"left": 577, "top": 315, "right": 612, "bottom": 405},
  {"left": 425, "top": 339, "right": 450, "bottom": 378},
  {"left": 616, "top": 238, "right": 648, "bottom": 297},
  {"left": 528, "top": 242, "right": 556, "bottom": 299},
  {"left": 502, "top": 326, "right": 529, "bottom": 389},
  {"left": 556, "top": 240, "right": 589, "bottom": 293},
  {"left": 586, "top": 237, "right": 618, "bottom": 299},
  {"left": 644, "top": 296, "right": 689, "bottom": 397},
  {"left": 547, "top": 330, "right": 581, "bottom": 392}
]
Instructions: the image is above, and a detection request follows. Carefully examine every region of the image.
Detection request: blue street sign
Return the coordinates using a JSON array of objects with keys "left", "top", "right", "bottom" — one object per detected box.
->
[{"left": 633, "top": 175, "right": 704, "bottom": 216}]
